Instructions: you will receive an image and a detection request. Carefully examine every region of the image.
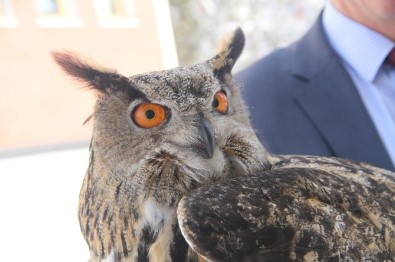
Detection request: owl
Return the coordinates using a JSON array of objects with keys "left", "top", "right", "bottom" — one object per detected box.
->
[{"left": 53, "top": 28, "right": 395, "bottom": 262}]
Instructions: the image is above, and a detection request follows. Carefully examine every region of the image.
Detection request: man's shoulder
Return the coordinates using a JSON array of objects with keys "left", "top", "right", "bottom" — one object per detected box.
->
[
  {"left": 241, "top": 45, "right": 294, "bottom": 76},
  {"left": 238, "top": 13, "right": 331, "bottom": 82},
  {"left": 236, "top": 42, "right": 299, "bottom": 92},
  {"left": 236, "top": 32, "right": 310, "bottom": 83}
]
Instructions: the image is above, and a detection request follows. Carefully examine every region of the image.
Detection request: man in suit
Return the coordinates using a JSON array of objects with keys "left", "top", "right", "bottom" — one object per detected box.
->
[{"left": 238, "top": 0, "right": 395, "bottom": 171}]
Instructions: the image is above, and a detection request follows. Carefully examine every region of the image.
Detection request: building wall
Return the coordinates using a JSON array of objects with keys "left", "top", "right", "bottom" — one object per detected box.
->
[{"left": 0, "top": 0, "right": 177, "bottom": 149}]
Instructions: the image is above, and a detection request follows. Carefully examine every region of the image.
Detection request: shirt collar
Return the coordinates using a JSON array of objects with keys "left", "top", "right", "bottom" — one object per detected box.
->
[{"left": 323, "top": 1, "right": 395, "bottom": 82}]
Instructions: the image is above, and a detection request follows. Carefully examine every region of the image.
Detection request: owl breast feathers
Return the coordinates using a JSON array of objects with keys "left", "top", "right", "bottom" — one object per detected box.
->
[{"left": 53, "top": 28, "right": 395, "bottom": 262}]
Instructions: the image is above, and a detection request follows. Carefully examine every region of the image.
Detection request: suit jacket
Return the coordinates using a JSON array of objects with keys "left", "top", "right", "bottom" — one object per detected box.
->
[{"left": 237, "top": 14, "right": 395, "bottom": 171}]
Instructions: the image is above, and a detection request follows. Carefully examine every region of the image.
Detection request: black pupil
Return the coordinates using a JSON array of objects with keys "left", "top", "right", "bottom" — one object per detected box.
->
[
  {"left": 213, "top": 98, "right": 219, "bottom": 108},
  {"left": 145, "top": 109, "right": 155, "bottom": 119}
]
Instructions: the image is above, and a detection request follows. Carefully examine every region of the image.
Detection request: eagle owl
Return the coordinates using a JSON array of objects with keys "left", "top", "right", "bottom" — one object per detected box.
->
[{"left": 53, "top": 28, "right": 395, "bottom": 261}]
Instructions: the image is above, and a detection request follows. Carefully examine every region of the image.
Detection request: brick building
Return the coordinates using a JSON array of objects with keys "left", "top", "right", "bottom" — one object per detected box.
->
[{"left": 0, "top": 0, "right": 177, "bottom": 150}]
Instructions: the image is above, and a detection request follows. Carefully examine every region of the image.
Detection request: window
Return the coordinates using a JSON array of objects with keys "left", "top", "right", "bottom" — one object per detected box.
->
[
  {"left": 0, "top": 0, "right": 18, "bottom": 27},
  {"left": 93, "top": 0, "right": 139, "bottom": 28},
  {"left": 35, "top": 0, "right": 82, "bottom": 27},
  {"left": 36, "top": 0, "right": 58, "bottom": 14}
]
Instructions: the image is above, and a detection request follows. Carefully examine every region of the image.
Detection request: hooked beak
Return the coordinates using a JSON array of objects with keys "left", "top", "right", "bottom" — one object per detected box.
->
[{"left": 194, "top": 115, "right": 215, "bottom": 159}]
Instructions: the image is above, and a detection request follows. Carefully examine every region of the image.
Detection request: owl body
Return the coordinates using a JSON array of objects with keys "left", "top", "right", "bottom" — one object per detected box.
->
[
  {"left": 54, "top": 28, "right": 394, "bottom": 262},
  {"left": 54, "top": 29, "right": 267, "bottom": 261},
  {"left": 179, "top": 154, "right": 395, "bottom": 261}
]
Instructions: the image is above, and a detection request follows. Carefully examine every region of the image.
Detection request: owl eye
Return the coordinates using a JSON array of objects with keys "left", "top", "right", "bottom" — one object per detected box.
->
[
  {"left": 213, "top": 91, "right": 228, "bottom": 113},
  {"left": 132, "top": 103, "right": 166, "bottom": 128}
]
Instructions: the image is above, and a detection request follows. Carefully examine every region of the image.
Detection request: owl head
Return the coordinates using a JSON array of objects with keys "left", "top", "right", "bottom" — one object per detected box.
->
[{"left": 53, "top": 28, "right": 267, "bottom": 206}]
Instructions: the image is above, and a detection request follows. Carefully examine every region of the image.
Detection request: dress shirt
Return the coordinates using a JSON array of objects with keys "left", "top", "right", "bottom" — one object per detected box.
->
[{"left": 322, "top": 1, "right": 395, "bottom": 167}]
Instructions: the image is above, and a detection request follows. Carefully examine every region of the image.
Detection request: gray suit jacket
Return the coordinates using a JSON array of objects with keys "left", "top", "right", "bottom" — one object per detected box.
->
[{"left": 237, "top": 14, "right": 394, "bottom": 171}]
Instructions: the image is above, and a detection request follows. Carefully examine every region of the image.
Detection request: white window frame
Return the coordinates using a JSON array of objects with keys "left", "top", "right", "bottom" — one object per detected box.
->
[
  {"left": 0, "top": 0, "right": 18, "bottom": 27},
  {"left": 34, "top": 0, "right": 83, "bottom": 28},
  {"left": 93, "top": 0, "right": 139, "bottom": 28}
]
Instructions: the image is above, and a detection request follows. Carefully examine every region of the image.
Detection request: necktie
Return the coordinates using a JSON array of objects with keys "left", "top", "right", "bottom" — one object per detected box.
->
[{"left": 386, "top": 48, "right": 395, "bottom": 66}]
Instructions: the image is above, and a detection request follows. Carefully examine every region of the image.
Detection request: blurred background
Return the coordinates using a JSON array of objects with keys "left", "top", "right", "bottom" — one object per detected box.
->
[{"left": 0, "top": 0, "right": 323, "bottom": 260}]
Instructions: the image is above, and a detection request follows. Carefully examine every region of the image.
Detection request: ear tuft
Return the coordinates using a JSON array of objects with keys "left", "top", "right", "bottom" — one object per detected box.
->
[
  {"left": 52, "top": 51, "right": 117, "bottom": 94},
  {"left": 212, "top": 27, "right": 245, "bottom": 77}
]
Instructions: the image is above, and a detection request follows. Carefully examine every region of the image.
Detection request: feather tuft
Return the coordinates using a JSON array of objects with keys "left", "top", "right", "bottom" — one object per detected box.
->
[
  {"left": 212, "top": 27, "right": 245, "bottom": 79},
  {"left": 52, "top": 51, "right": 145, "bottom": 99}
]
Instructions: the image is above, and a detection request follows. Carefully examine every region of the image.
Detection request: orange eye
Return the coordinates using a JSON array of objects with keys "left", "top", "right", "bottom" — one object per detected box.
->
[
  {"left": 132, "top": 103, "right": 166, "bottom": 128},
  {"left": 213, "top": 91, "right": 228, "bottom": 113}
]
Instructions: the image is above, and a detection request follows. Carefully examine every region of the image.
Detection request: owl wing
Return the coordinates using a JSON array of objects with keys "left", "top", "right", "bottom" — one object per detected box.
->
[{"left": 177, "top": 159, "right": 395, "bottom": 261}]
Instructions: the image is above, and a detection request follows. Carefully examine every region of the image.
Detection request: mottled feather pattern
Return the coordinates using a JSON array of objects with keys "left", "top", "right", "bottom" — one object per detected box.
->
[
  {"left": 79, "top": 141, "right": 208, "bottom": 261},
  {"left": 53, "top": 27, "right": 395, "bottom": 261},
  {"left": 178, "top": 155, "right": 395, "bottom": 261}
]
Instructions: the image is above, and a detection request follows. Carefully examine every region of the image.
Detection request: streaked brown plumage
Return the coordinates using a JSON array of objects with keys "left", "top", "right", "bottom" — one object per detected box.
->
[
  {"left": 179, "top": 155, "right": 395, "bottom": 261},
  {"left": 53, "top": 28, "right": 395, "bottom": 261}
]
